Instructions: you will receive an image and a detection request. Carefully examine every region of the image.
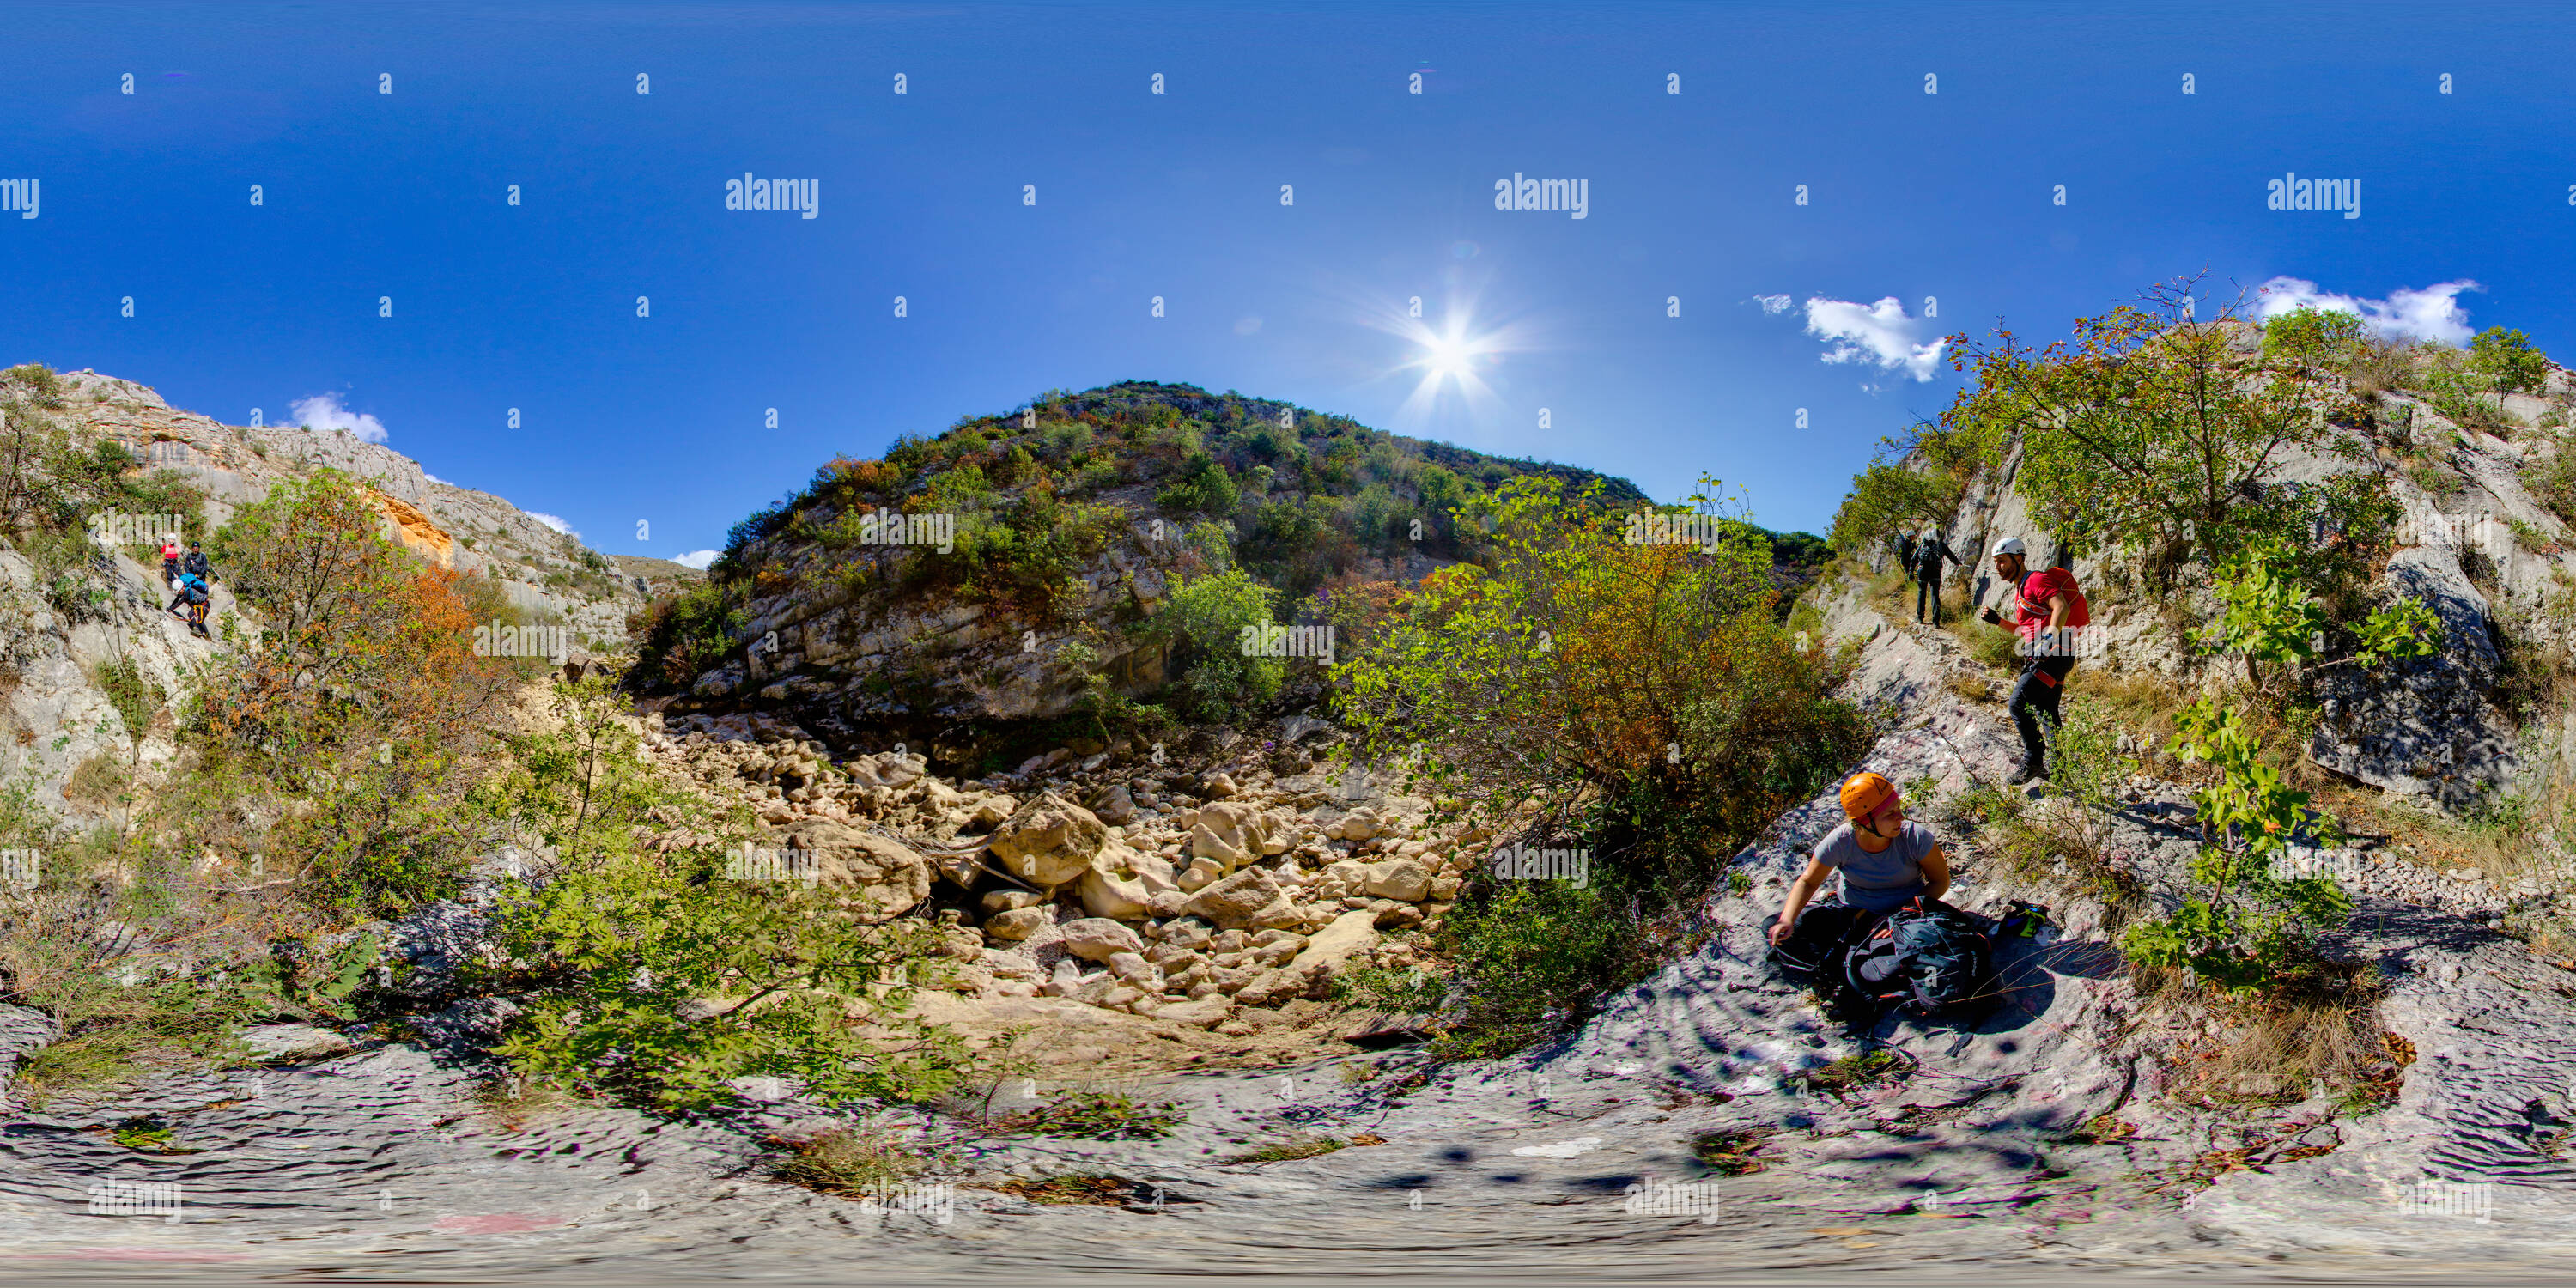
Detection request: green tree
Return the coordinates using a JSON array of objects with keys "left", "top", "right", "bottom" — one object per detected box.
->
[
  {"left": 2260, "top": 307, "right": 2364, "bottom": 372},
  {"left": 1337, "top": 475, "right": 1865, "bottom": 1050},
  {"left": 2470, "top": 325, "right": 2551, "bottom": 398},
  {"left": 1943, "top": 278, "right": 2349, "bottom": 571}
]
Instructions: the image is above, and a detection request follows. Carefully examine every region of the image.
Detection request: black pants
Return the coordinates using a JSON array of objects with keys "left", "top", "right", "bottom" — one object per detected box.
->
[
  {"left": 1914, "top": 575, "right": 1941, "bottom": 624},
  {"left": 2008, "top": 655, "right": 2076, "bottom": 773},
  {"left": 1771, "top": 901, "right": 1879, "bottom": 977}
]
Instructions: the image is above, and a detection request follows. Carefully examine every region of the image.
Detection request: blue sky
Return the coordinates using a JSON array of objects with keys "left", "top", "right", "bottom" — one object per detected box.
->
[{"left": 3, "top": 1, "right": 2573, "bottom": 556}]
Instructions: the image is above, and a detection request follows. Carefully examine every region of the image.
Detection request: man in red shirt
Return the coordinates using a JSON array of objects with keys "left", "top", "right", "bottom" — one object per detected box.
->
[{"left": 1978, "top": 538, "right": 2089, "bottom": 786}]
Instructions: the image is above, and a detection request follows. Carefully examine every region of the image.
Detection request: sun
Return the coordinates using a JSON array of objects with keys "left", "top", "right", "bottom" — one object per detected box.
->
[{"left": 1422, "top": 332, "right": 1477, "bottom": 380}]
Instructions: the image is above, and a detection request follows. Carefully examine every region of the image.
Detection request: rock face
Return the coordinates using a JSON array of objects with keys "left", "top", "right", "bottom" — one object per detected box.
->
[
  {"left": 36, "top": 369, "right": 680, "bottom": 647},
  {"left": 0, "top": 368, "right": 687, "bottom": 808},
  {"left": 2311, "top": 546, "right": 2520, "bottom": 808},
  {"left": 1915, "top": 362, "right": 2576, "bottom": 813}
]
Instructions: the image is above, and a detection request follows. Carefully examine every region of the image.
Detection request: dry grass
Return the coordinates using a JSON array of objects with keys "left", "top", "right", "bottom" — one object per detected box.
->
[
  {"left": 2151, "top": 963, "right": 2409, "bottom": 1115},
  {"left": 767, "top": 1126, "right": 926, "bottom": 1196},
  {"left": 981, "top": 1174, "right": 1138, "bottom": 1206},
  {"left": 1944, "top": 674, "right": 1997, "bottom": 705},
  {"left": 469, "top": 1073, "right": 571, "bottom": 1133},
  {"left": 1223, "top": 1134, "right": 1349, "bottom": 1164}
]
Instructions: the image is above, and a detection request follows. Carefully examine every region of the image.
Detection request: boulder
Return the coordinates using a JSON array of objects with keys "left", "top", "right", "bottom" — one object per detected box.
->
[
  {"left": 988, "top": 792, "right": 1109, "bottom": 888},
  {"left": 1158, "top": 995, "right": 1234, "bottom": 1028},
  {"left": 984, "top": 906, "right": 1052, "bottom": 942},
  {"left": 1187, "top": 800, "right": 1292, "bottom": 871},
  {"left": 779, "top": 819, "right": 933, "bottom": 913},
  {"left": 1106, "top": 951, "right": 1164, "bottom": 992},
  {"left": 1201, "top": 772, "right": 1240, "bottom": 799},
  {"left": 1176, "top": 854, "right": 1224, "bottom": 892},
  {"left": 1086, "top": 783, "right": 1137, "bottom": 826},
  {"left": 1327, "top": 808, "right": 1387, "bottom": 842},
  {"left": 1183, "top": 866, "right": 1299, "bottom": 931},
  {"left": 981, "top": 889, "right": 1047, "bottom": 915},
  {"left": 968, "top": 795, "right": 1018, "bottom": 830},
  {"left": 849, "top": 752, "right": 927, "bottom": 789},
  {"left": 1231, "top": 908, "right": 1381, "bottom": 1006},
  {"left": 1078, "top": 845, "right": 1180, "bottom": 921},
  {"left": 1057, "top": 917, "right": 1146, "bottom": 963},
  {"left": 1364, "top": 857, "right": 1432, "bottom": 902}
]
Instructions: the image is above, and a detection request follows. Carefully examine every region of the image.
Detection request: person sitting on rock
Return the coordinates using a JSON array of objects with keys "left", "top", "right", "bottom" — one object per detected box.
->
[
  {"left": 1769, "top": 771, "right": 1952, "bottom": 956},
  {"left": 182, "top": 539, "right": 210, "bottom": 585}
]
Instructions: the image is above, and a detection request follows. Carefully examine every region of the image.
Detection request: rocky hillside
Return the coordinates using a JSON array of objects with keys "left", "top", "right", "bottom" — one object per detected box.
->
[
  {"left": 37, "top": 368, "right": 690, "bottom": 645},
  {"left": 0, "top": 366, "right": 692, "bottom": 804},
  {"left": 645, "top": 380, "right": 1820, "bottom": 772},
  {"left": 1879, "top": 342, "right": 2576, "bottom": 814}
]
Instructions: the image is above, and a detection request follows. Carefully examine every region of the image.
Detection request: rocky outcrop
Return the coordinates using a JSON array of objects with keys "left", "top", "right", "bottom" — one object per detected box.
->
[
  {"left": 1911, "top": 363, "right": 2576, "bottom": 812},
  {"left": 33, "top": 368, "right": 688, "bottom": 649}
]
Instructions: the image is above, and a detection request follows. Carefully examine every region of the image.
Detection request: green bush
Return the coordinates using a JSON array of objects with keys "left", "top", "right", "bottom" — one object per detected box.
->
[
  {"left": 1155, "top": 452, "right": 1239, "bottom": 516},
  {"left": 632, "top": 581, "right": 748, "bottom": 693},
  {"left": 480, "top": 672, "right": 989, "bottom": 1114},
  {"left": 1157, "top": 568, "right": 1280, "bottom": 721},
  {"left": 2119, "top": 699, "right": 2354, "bottom": 994}
]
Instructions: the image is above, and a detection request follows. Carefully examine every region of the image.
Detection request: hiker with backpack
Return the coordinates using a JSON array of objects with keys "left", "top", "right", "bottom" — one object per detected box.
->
[
  {"left": 1977, "top": 538, "right": 2091, "bottom": 786},
  {"left": 1909, "top": 531, "right": 1960, "bottom": 626},
  {"left": 178, "top": 573, "right": 211, "bottom": 638}
]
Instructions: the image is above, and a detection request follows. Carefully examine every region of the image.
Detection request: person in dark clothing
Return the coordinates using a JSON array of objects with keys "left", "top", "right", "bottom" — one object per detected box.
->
[
  {"left": 1893, "top": 532, "right": 1918, "bottom": 580},
  {"left": 1909, "top": 532, "right": 1959, "bottom": 625},
  {"left": 1978, "top": 538, "right": 2092, "bottom": 785},
  {"left": 182, "top": 540, "right": 210, "bottom": 582}
]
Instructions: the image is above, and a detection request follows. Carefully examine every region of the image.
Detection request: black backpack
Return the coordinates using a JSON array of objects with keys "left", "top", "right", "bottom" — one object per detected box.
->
[{"left": 1844, "top": 899, "right": 1994, "bottom": 1018}]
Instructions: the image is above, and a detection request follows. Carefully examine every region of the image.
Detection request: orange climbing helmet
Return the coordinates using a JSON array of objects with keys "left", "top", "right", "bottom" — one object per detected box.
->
[{"left": 1839, "top": 771, "right": 1896, "bottom": 821}]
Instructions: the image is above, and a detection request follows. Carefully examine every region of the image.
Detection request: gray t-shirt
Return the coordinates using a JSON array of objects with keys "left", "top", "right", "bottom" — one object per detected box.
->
[{"left": 1814, "top": 819, "right": 1939, "bottom": 913}]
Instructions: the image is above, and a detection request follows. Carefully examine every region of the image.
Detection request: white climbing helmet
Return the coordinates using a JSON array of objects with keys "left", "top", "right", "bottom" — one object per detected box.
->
[{"left": 1991, "top": 537, "right": 2027, "bottom": 557}]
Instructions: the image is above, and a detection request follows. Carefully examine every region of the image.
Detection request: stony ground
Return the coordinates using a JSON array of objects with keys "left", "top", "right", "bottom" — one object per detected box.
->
[{"left": 9, "top": 594, "right": 2576, "bottom": 1284}]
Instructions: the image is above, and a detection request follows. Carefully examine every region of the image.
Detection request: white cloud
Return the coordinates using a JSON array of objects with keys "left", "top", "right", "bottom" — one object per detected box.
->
[
  {"left": 2253, "top": 276, "right": 2483, "bottom": 347},
  {"left": 422, "top": 471, "right": 449, "bottom": 485},
  {"left": 1801, "top": 296, "right": 1947, "bottom": 382},
  {"left": 671, "top": 550, "right": 718, "bottom": 570},
  {"left": 285, "top": 392, "right": 388, "bottom": 444},
  {"left": 1753, "top": 294, "right": 1792, "bottom": 315},
  {"left": 529, "top": 513, "right": 579, "bottom": 539}
]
